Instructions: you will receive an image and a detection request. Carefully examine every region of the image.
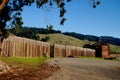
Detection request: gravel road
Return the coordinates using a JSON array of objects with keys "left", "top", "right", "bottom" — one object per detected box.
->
[{"left": 46, "top": 58, "right": 120, "bottom": 80}]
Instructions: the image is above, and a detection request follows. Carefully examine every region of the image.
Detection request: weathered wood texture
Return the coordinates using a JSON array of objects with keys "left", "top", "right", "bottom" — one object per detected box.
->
[
  {"left": 0, "top": 36, "right": 95, "bottom": 58},
  {"left": 0, "top": 36, "right": 50, "bottom": 57},
  {"left": 54, "top": 44, "right": 95, "bottom": 57},
  {"left": 102, "top": 45, "right": 110, "bottom": 58}
]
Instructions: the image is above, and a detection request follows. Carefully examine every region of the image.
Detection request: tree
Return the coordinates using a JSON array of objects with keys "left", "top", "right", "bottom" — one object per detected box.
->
[
  {"left": 47, "top": 25, "right": 53, "bottom": 33},
  {"left": 0, "top": 0, "right": 100, "bottom": 39},
  {"left": 0, "top": 0, "right": 9, "bottom": 11}
]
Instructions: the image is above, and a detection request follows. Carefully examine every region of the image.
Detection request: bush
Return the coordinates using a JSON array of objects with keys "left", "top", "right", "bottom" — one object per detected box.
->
[{"left": 41, "top": 36, "right": 50, "bottom": 42}]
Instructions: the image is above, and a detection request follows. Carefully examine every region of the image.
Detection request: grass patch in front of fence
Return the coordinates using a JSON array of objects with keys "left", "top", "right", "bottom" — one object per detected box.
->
[
  {"left": 80, "top": 56, "right": 104, "bottom": 60},
  {"left": 0, "top": 57, "right": 50, "bottom": 67},
  {"left": 80, "top": 56, "right": 120, "bottom": 62}
]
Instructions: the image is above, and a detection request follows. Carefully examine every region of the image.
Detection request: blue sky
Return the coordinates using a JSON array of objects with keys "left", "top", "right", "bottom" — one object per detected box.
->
[{"left": 21, "top": 0, "right": 120, "bottom": 38}]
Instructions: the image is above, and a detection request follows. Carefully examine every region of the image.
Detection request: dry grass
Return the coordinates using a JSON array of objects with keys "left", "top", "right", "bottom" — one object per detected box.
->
[
  {"left": 39, "top": 34, "right": 120, "bottom": 54},
  {"left": 0, "top": 63, "right": 60, "bottom": 80},
  {"left": 0, "top": 57, "right": 59, "bottom": 80},
  {"left": 39, "top": 33, "right": 94, "bottom": 47}
]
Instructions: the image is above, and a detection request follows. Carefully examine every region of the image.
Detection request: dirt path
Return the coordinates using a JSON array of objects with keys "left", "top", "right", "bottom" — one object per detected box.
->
[
  {"left": 46, "top": 58, "right": 120, "bottom": 80},
  {"left": 0, "top": 63, "right": 59, "bottom": 80}
]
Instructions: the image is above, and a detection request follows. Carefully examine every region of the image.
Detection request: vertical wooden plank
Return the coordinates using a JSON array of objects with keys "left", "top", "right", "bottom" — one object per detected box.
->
[
  {"left": 31, "top": 40, "right": 33, "bottom": 57},
  {"left": 1, "top": 40, "right": 5, "bottom": 57},
  {"left": 12, "top": 41, "right": 15, "bottom": 57},
  {"left": 47, "top": 43, "right": 50, "bottom": 57},
  {"left": 15, "top": 41, "right": 18, "bottom": 57},
  {"left": 9, "top": 40, "right": 11, "bottom": 57},
  {"left": 25, "top": 43, "right": 27, "bottom": 57},
  {"left": 35, "top": 42, "right": 37, "bottom": 57},
  {"left": 20, "top": 39, "right": 24, "bottom": 57},
  {"left": 34, "top": 42, "right": 36, "bottom": 57},
  {"left": 29, "top": 42, "right": 32, "bottom": 57},
  {"left": 37, "top": 42, "right": 39, "bottom": 57},
  {"left": 11, "top": 41, "right": 14, "bottom": 57},
  {"left": 6, "top": 41, "right": 9, "bottom": 57},
  {"left": 23, "top": 38, "right": 25, "bottom": 57},
  {"left": 26, "top": 43, "right": 31, "bottom": 57},
  {"left": 39, "top": 42, "right": 42, "bottom": 57},
  {"left": 54, "top": 44, "right": 56, "bottom": 57}
]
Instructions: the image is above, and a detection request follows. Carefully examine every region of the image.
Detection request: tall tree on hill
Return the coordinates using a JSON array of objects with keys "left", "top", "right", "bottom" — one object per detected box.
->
[
  {"left": 47, "top": 25, "right": 53, "bottom": 33},
  {"left": 0, "top": 0, "right": 100, "bottom": 40}
]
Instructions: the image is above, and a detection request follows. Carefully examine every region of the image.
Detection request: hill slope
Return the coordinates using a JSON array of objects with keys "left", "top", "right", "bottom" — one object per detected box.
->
[
  {"left": 39, "top": 34, "right": 120, "bottom": 54},
  {"left": 9, "top": 27, "right": 120, "bottom": 46},
  {"left": 39, "top": 33, "right": 94, "bottom": 47}
]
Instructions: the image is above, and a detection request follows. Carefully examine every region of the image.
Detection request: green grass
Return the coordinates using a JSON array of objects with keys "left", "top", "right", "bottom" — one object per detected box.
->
[
  {"left": 109, "top": 44, "right": 120, "bottom": 54},
  {"left": 80, "top": 56, "right": 104, "bottom": 60},
  {"left": 80, "top": 56, "right": 120, "bottom": 62},
  {"left": 0, "top": 57, "right": 50, "bottom": 67}
]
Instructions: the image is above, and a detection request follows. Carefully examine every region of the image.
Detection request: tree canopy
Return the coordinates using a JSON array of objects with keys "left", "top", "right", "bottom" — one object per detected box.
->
[{"left": 0, "top": 0, "right": 100, "bottom": 39}]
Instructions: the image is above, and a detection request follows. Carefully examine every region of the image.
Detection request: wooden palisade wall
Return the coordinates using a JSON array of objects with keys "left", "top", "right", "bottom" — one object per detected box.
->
[
  {"left": 54, "top": 44, "right": 95, "bottom": 57},
  {"left": 0, "top": 36, "right": 50, "bottom": 57},
  {"left": 0, "top": 36, "right": 95, "bottom": 58}
]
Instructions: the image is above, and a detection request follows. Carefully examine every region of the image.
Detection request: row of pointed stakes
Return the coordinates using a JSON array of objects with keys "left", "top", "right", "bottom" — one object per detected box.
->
[
  {"left": 0, "top": 36, "right": 95, "bottom": 58},
  {"left": 0, "top": 36, "right": 50, "bottom": 57},
  {"left": 54, "top": 44, "right": 95, "bottom": 57}
]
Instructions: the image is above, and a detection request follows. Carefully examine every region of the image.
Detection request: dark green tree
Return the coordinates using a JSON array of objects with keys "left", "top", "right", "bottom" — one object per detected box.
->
[{"left": 47, "top": 25, "right": 53, "bottom": 33}]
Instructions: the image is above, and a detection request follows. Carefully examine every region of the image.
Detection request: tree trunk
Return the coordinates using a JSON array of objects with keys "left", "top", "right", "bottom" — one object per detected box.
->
[{"left": 0, "top": 0, "right": 9, "bottom": 11}]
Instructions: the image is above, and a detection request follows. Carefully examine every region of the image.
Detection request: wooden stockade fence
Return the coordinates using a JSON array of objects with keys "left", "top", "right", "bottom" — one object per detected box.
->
[
  {"left": 54, "top": 44, "right": 95, "bottom": 57},
  {"left": 0, "top": 36, "right": 95, "bottom": 58},
  {"left": 54, "top": 44, "right": 66, "bottom": 57},
  {"left": 0, "top": 36, "right": 50, "bottom": 57}
]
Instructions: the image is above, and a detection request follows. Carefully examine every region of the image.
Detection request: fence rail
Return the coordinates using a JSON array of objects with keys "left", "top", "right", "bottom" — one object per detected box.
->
[{"left": 0, "top": 36, "right": 95, "bottom": 58}]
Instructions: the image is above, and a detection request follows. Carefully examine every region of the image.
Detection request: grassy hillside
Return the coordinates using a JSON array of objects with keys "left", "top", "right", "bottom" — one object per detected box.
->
[
  {"left": 39, "top": 33, "right": 120, "bottom": 54},
  {"left": 109, "top": 45, "right": 120, "bottom": 54},
  {"left": 39, "top": 33, "right": 94, "bottom": 47}
]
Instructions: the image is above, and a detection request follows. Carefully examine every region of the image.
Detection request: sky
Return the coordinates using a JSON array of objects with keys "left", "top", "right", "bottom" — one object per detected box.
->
[{"left": 21, "top": 0, "right": 120, "bottom": 38}]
